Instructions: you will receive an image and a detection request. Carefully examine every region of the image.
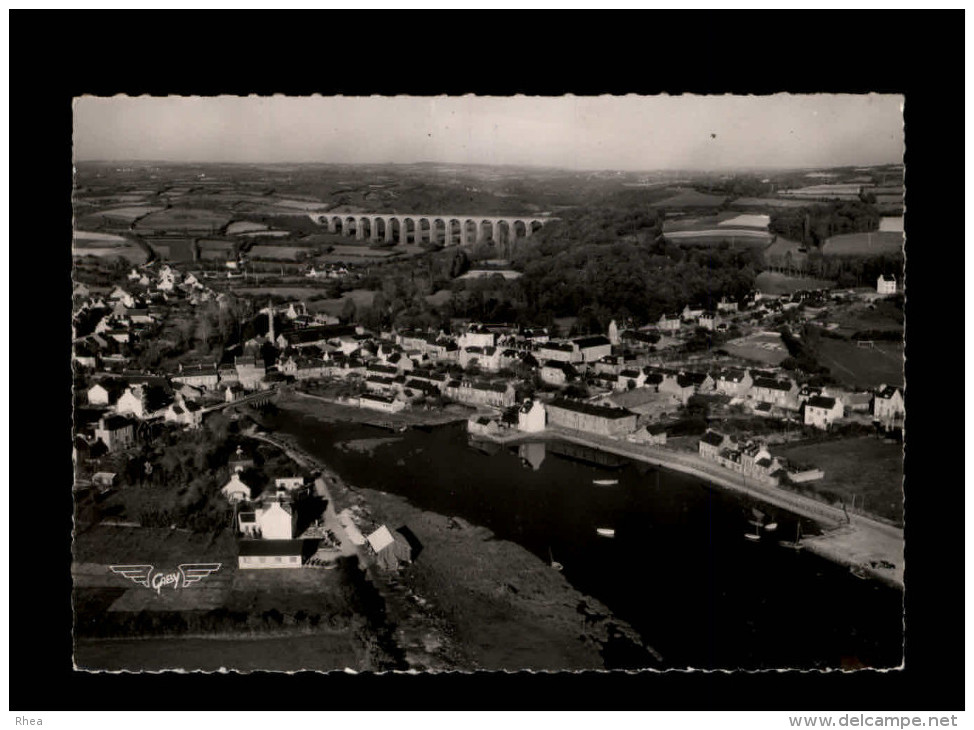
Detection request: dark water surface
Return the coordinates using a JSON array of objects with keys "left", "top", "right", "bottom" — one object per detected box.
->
[{"left": 265, "top": 409, "right": 904, "bottom": 670}]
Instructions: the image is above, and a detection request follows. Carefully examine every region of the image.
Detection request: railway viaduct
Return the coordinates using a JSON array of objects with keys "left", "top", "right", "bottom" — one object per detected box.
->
[{"left": 307, "top": 212, "right": 554, "bottom": 247}]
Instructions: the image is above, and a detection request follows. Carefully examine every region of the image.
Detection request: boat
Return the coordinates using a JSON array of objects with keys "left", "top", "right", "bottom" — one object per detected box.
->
[
  {"left": 745, "top": 516, "right": 762, "bottom": 542},
  {"left": 764, "top": 521, "right": 778, "bottom": 532},
  {"left": 596, "top": 528, "right": 616, "bottom": 538},
  {"left": 778, "top": 521, "right": 803, "bottom": 551},
  {"left": 548, "top": 546, "right": 563, "bottom": 572},
  {"left": 593, "top": 479, "right": 618, "bottom": 486}
]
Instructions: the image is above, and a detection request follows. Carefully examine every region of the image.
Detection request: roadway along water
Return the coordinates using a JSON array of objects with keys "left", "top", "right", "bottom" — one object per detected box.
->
[{"left": 265, "top": 409, "right": 904, "bottom": 670}]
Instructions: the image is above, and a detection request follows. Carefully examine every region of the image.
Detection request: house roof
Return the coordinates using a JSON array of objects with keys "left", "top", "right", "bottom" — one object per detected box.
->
[
  {"left": 752, "top": 377, "right": 795, "bottom": 391},
  {"left": 98, "top": 414, "right": 134, "bottom": 431},
  {"left": 543, "top": 360, "right": 577, "bottom": 375},
  {"left": 807, "top": 395, "right": 837, "bottom": 409},
  {"left": 876, "top": 385, "right": 902, "bottom": 399},
  {"left": 367, "top": 525, "right": 396, "bottom": 553},
  {"left": 238, "top": 539, "right": 304, "bottom": 557},
  {"left": 549, "top": 398, "right": 635, "bottom": 420},
  {"left": 700, "top": 430, "right": 725, "bottom": 447},
  {"left": 541, "top": 342, "right": 575, "bottom": 353},
  {"left": 574, "top": 335, "right": 611, "bottom": 349}
]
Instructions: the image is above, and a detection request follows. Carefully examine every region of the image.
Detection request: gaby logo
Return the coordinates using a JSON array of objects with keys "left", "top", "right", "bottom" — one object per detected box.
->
[{"left": 110, "top": 564, "right": 222, "bottom": 594}]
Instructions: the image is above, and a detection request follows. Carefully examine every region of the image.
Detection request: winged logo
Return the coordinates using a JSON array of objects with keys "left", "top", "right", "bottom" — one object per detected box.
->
[
  {"left": 179, "top": 563, "right": 222, "bottom": 586},
  {"left": 109, "top": 563, "right": 222, "bottom": 594},
  {"left": 109, "top": 564, "right": 153, "bottom": 588}
]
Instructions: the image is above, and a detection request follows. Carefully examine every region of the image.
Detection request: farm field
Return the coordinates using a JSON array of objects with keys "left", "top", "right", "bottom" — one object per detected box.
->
[
  {"left": 136, "top": 207, "right": 231, "bottom": 233},
  {"left": 86, "top": 205, "right": 164, "bottom": 221},
  {"left": 247, "top": 245, "right": 314, "bottom": 261},
  {"left": 754, "top": 271, "right": 835, "bottom": 294},
  {"left": 811, "top": 338, "right": 903, "bottom": 390},
  {"left": 237, "top": 230, "right": 292, "bottom": 238},
  {"left": 875, "top": 194, "right": 903, "bottom": 205},
  {"left": 649, "top": 187, "right": 727, "bottom": 208},
  {"left": 226, "top": 220, "right": 269, "bottom": 235},
  {"left": 730, "top": 197, "right": 811, "bottom": 209},
  {"left": 822, "top": 231, "right": 903, "bottom": 256},
  {"left": 723, "top": 331, "right": 789, "bottom": 366},
  {"left": 663, "top": 211, "right": 768, "bottom": 232},
  {"left": 74, "top": 230, "right": 127, "bottom": 243},
  {"left": 878, "top": 216, "right": 904, "bottom": 232},
  {"left": 826, "top": 300, "right": 903, "bottom": 337},
  {"left": 664, "top": 229, "right": 772, "bottom": 245},
  {"left": 73, "top": 245, "right": 148, "bottom": 264},
  {"left": 775, "top": 436, "right": 904, "bottom": 524},
  {"left": 146, "top": 237, "right": 196, "bottom": 262},
  {"left": 231, "top": 286, "right": 330, "bottom": 299}
]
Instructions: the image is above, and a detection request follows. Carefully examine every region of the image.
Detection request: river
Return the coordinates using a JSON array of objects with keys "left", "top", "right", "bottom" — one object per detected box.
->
[{"left": 263, "top": 407, "right": 904, "bottom": 670}]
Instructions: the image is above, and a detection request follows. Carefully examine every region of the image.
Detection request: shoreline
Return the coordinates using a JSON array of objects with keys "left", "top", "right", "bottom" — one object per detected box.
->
[
  {"left": 254, "top": 406, "right": 904, "bottom": 590},
  {"left": 245, "top": 424, "right": 664, "bottom": 671}
]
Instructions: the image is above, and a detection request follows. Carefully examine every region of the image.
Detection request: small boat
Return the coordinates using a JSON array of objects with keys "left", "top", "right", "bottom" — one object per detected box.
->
[
  {"left": 596, "top": 528, "right": 616, "bottom": 538},
  {"left": 548, "top": 546, "right": 563, "bottom": 572},
  {"left": 745, "top": 517, "right": 762, "bottom": 542},
  {"left": 593, "top": 479, "right": 618, "bottom": 486},
  {"left": 778, "top": 521, "right": 803, "bottom": 551},
  {"left": 764, "top": 522, "right": 779, "bottom": 532}
]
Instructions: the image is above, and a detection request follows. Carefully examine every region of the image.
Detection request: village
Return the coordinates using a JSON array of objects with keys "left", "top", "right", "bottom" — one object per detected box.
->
[{"left": 73, "top": 255, "right": 904, "bottom": 587}]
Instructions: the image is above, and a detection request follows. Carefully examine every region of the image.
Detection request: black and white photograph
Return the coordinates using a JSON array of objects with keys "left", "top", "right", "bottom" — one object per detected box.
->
[{"left": 68, "top": 93, "right": 908, "bottom": 675}]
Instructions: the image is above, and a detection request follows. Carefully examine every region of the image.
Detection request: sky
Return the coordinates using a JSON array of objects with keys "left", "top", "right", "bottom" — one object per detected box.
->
[{"left": 73, "top": 94, "right": 904, "bottom": 172}]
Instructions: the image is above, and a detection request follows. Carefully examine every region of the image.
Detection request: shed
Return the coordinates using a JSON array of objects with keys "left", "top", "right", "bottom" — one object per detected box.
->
[{"left": 367, "top": 524, "right": 414, "bottom": 570}]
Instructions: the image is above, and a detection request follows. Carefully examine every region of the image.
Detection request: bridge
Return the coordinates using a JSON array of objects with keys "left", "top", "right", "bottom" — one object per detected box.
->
[{"left": 307, "top": 212, "right": 554, "bottom": 246}]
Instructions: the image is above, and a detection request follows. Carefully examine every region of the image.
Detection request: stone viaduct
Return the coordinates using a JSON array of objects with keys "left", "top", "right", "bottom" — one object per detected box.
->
[{"left": 307, "top": 212, "right": 554, "bottom": 247}]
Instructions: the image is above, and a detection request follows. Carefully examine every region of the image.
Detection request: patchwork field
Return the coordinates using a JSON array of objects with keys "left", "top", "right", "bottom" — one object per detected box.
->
[
  {"left": 74, "top": 230, "right": 127, "bottom": 243},
  {"left": 247, "top": 245, "right": 314, "bottom": 261},
  {"left": 730, "top": 198, "right": 812, "bottom": 209},
  {"left": 226, "top": 220, "right": 269, "bottom": 235},
  {"left": 146, "top": 237, "right": 196, "bottom": 262},
  {"left": 88, "top": 205, "right": 164, "bottom": 221},
  {"left": 136, "top": 207, "right": 231, "bottom": 233},
  {"left": 72, "top": 245, "right": 149, "bottom": 264},
  {"left": 822, "top": 232, "right": 903, "bottom": 256},
  {"left": 650, "top": 188, "right": 727, "bottom": 208}
]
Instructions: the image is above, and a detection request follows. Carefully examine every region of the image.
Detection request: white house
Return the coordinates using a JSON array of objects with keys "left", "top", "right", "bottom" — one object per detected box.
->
[
  {"left": 253, "top": 500, "right": 298, "bottom": 540},
  {"left": 608, "top": 319, "right": 620, "bottom": 346},
  {"left": 163, "top": 399, "right": 203, "bottom": 429},
  {"left": 237, "top": 539, "right": 303, "bottom": 569},
  {"left": 804, "top": 395, "right": 844, "bottom": 430},
  {"left": 873, "top": 385, "right": 905, "bottom": 425},
  {"left": 221, "top": 473, "right": 252, "bottom": 503},
  {"left": 275, "top": 476, "right": 305, "bottom": 492},
  {"left": 517, "top": 399, "right": 546, "bottom": 433},
  {"left": 877, "top": 274, "right": 897, "bottom": 295},
  {"left": 116, "top": 386, "right": 148, "bottom": 419},
  {"left": 541, "top": 360, "right": 576, "bottom": 386}
]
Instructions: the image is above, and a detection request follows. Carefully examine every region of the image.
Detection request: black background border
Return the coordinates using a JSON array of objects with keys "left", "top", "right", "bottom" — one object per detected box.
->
[{"left": 8, "top": 9, "right": 963, "bottom": 712}]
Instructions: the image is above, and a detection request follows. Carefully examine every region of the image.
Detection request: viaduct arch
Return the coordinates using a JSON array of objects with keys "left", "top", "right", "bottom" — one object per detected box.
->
[{"left": 308, "top": 212, "right": 553, "bottom": 247}]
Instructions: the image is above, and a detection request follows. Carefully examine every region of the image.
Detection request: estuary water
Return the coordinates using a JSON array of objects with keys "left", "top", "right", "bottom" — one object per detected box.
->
[{"left": 265, "top": 408, "right": 904, "bottom": 670}]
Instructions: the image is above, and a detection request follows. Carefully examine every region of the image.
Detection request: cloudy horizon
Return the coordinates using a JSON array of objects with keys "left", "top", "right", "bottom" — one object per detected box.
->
[{"left": 73, "top": 94, "right": 904, "bottom": 172}]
